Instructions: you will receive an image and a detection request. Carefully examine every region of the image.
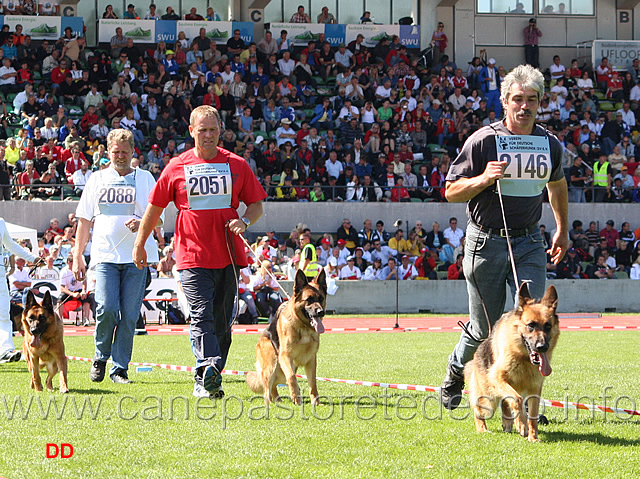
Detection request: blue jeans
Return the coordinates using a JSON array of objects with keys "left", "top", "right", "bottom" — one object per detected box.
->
[
  {"left": 484, "top": 89, "right": 501, "bottom": 117},
  {"left": 568, "top": 186, "right": 586, "bottom": 203},
  {"left": 448, "top": 222, "right": 546, "bottom": 375},
  {"left": 236, "top": 290, "right": 258, "bottom": 322},
  {"left": 439, "top": 245, "right": 455, "bottom": 264},
  {"left": 94, "top": 263, "right": 147, "bottom": 376},
  {"left": 180, "top": 265, "right": 239, "bottom": 375}
]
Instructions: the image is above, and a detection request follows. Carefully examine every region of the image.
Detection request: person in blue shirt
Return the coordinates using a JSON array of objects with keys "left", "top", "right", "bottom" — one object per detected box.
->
[{"left": 162, "top": 51, "right": 179, "bottom": 77}]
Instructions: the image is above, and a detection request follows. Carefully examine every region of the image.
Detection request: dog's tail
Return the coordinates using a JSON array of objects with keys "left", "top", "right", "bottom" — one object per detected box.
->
[{"left": 246, "top": 371, "right": 263, "bottom": 393}]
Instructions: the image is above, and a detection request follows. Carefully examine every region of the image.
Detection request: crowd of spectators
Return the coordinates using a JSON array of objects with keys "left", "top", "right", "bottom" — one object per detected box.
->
[
  {"left": 5, "top": 213, "right": 640, "bottom": 328},
  {"left": 0, "top": 9, "right": 639, "bottom": 205}
]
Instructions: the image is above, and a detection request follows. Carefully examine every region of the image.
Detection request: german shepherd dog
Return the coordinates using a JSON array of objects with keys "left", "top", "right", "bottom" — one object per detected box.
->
[
  {"left": 22, "top": 290, "right": 69, "bottom": 393},
  {"left": 247, "top": 269, "right": 327, "bottom": 405},
  {"left": 465, "top": 284, "right": 559, "bottom": 442}
]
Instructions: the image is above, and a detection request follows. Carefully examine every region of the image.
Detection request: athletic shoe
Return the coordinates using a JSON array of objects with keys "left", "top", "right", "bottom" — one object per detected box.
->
[
  {"left": 82, "top": 319, "right": 91, "bottom": 327},
  {"left": 202, "top": 364, "right": 222, "bottom": 394},
  {"left": 0, "top": 350, "right": 22, "bottom": 363},
  {"left": 110, "top": 372, "right": 132, "bottom": 384},
  {"left": 440, "top": 366, "right": 465, "bottom": 410},
  {"left": 90, "top": 360, "right": 107, "bottom": 382},
  {"left": 193, "top": 382, "right": 225, "bottom": 399}
]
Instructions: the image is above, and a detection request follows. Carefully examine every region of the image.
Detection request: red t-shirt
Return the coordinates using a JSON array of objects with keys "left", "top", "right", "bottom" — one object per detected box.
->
[{"left": 149, "top": 147, "right": 266, "bottom": 270}]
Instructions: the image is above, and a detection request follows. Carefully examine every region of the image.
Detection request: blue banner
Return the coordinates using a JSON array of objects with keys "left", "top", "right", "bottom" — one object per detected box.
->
[
  {"left": 232, "top": 21, "right": 254, "bottom": 44},
  {"left": 61, "top": 17, "right": 83, "bottom": 38},
  {"left": 324, "top": 24, "right": 346, "bottom": 47},
  {"left": 399, "top": 25, "right": 420, "bottom": 48},
  {"left": 155, "top": 20, "right": 176, "bottom": 43}
]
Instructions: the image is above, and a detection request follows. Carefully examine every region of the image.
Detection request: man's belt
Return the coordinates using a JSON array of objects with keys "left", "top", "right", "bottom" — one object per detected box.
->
[{"left": 472, "top": 221, "right": 538, "bottom": 238}]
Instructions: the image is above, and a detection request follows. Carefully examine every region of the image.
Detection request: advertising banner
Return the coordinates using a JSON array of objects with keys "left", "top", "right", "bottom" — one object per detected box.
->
[
  {"left": 98, "top": 19, "right": 156, "bottom": 43},
  {"left": 175, "top": 20, "right": 232, "bottom": 45},
  {"left": 270, "top": 22, "right": 325, "bottom": 46},
  {"left": 3, "top": 15, "right": 61, "bottom": 40},
  {"left": 592, "top": 40, "right": 640, "bottom": 72},
  {"left": 345, "top": 24, "right": 399, "bottom": 49}
]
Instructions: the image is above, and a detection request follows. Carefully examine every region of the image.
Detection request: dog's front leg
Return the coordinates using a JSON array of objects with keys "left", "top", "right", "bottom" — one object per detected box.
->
[
  {"left": 27, "top": 351, "right": 43, "bottom": 392},
  {"left": 494, "top": 374, "right": 527, "bottom": 437},
  {"left": 526, "top": 392, "right": 541, "bottom": 442},
  {"left": 278, "top": 353, "right": 301, "bottom": 405},
  {"left": 305, "top": 356, "right": 320, "bottom": 406},
  {"left": 57, "top": 355, "right": 69, "bottom": 394}
]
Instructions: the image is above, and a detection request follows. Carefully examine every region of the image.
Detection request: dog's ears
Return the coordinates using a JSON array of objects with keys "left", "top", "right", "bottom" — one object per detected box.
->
[
  {"left": 313, "top": 268, "right": 327, "bottom": 294},
  {"left": 293, "top": 269, "right": 309, "bottom": 295},
  {"left": 518, "top": 282, "right": 532, "bottom": 305},
  {"left": 42, "top": 290, "right": 54, "bottom": 312},
  {"left": 541, "top": 285, "right": 558, "bottom": 311},
  {"left": 24, "top": 289, "right": 38, "bottom": 310}
]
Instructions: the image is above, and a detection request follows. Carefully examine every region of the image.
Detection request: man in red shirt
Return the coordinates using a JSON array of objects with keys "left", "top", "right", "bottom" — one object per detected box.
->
[
  {"left": 600, "top": 219, "right": 619, "bottom": 249},
  {"left": 50, "top": 58, "right": 69, "bottom": 92},
  {"left": 133, "top": 106, "right": 266, "bottom": 399}
]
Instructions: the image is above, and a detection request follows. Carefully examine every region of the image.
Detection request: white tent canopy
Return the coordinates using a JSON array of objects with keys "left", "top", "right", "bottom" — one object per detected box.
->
[{"left": 6, "top": 222, "right": 38, "bottom": 252}]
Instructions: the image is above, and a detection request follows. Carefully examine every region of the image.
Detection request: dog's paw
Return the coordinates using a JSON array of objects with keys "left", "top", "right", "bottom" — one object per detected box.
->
[
  {"left": 311, "top": 396, "right": 321, "bottom": 406},
  {"left": 291, "top": 395, "right": 302, "bottom": 406},
  {"left": 60, "top": 388, "right": 69, "bottom": 394},
  {"left": 527, "top": 435, "right": 540, "bottom": 442}
]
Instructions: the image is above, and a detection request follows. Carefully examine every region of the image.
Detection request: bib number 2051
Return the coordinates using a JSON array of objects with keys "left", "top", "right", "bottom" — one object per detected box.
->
[{"left": 187, "top": 175, "right": 229, "bottom": 196}]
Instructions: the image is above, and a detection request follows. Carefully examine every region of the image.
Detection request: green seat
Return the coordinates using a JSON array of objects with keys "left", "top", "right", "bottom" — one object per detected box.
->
[
  {"left": 268, "top": 130, "right": 277, "bottom": 139},
  {"left": 614, "top": 271, "right": 629, "bottom": 279},
  {"left": 272, "top": 174, "right": 281, "bottom": 183},
  {"left": 428, "top": 143, "right": 446, "bottom": 153},
  {"left": 592, "top": 91, "right": 606, "bottom": 100},
  {"left": 599, "top": 102, "right": 616, "bottom": 111},
  {"left": 254, "top": 130, "right": 268, "bottom": 140},
  {"left": 436, "top": 270, "right": 449, "bottom": 280},
  {"left": 410, "top": 198, "right": 422, "bottom": 202}
]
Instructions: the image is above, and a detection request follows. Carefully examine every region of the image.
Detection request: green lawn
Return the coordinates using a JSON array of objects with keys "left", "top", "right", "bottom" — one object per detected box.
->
[{"left": 1, "top": 331, "right": 639, "bottom": 478}]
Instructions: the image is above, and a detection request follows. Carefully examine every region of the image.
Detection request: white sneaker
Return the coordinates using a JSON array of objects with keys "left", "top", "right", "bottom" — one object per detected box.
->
[{"left": 0, "top": 350, "right": 22, "bottom": 363}]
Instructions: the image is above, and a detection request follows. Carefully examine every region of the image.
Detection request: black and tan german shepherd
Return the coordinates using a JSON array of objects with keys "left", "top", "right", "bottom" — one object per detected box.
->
[
  {"left": 465, "top": 284, "right": 559, "bottom": 442},
  {"left": 22, "top": 290, "right": 69, "bottom": 393},
  {"left": 247, "top": 269, "right": 327, "bottom": 405}
]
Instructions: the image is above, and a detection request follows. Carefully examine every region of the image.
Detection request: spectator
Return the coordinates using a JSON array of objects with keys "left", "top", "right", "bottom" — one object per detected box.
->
[
  {"left": 317, "top": 6, "right": 336, "bottom": 24},
  {"left": 448, "top": 254, "right": 465, "bottom": 280},
  {"left": 290, "top": 5, "right": 311, "bottom": 23},
  {"left": 600, "top": 220, "right": 619, "bottom": 249},
  {"left": 184, "top": 7, "right": 203, "bottom": 20}
]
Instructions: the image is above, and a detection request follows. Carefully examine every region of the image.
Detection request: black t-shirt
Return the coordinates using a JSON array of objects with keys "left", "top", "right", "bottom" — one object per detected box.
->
[
  {"left": 226, "top": 38, "right": 245, "bottom": 51},
  {"left": 569, "top": 164, "right": 586, "bottom": 186},
  {"left": 446, "top": 121, "right": 564, "bottom": 229}
]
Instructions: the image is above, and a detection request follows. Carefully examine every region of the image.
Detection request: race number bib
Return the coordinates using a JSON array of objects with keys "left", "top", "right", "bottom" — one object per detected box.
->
[
  {"left": 97, "top": 176, "right": 136, "bottom": 216},
  {"left": 494, "top": 135, "right": 552, "bottom": 197},
  {"left": 185, "top": 163, "right": 232, "bottom": 210}
]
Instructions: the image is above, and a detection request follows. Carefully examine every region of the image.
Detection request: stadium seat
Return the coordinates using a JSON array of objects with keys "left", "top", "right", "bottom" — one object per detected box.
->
[
  {"left": 614, "top": 271, "right": 629, "bottom": 279},
  {"left": 436, "top": 270, "right": 449, "bottom": 280}
]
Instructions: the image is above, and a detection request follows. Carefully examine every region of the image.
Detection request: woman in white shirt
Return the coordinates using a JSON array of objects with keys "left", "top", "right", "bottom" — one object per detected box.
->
[{"left": 577, "top": 71, "right": 594, "bottom": 92}]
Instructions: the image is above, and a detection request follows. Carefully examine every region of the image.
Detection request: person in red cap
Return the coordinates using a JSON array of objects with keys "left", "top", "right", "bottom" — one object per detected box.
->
[
  {"left": 415, "top": 247, "right": 437, "bottom": 279},
  {"left": 147, "top": 143, "right": 164, "bottom": 165},
  {"left": 336, "top": 238, "right": 350, "bottom": 262},
  {"left": 318, "top": 237, "right": 332, "bottom": 266}
]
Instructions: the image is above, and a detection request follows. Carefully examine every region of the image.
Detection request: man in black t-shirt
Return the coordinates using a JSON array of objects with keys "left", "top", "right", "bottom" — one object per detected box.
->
[
  {"left": 439, "top": 64, "right": 569, "bottom": 411},
  {"left": 226, "top": 30, "right": 245, "bottom": 56}
]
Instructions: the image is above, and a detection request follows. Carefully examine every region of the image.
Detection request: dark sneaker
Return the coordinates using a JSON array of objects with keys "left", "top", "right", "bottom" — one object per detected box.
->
[
  {"left": 90, "top": 360, "right": 107, "bottom": 382},
  {"left": 202, "top": 364, "right": 222, "bottom": 394},
  {"left": 0, "top": 350, "right": 22, "bottom": 363},
  {"left": 440, "top": 366, "right": 465, "bottom": 410},
  {"left": 110, "top": 372, "right": 132, "bottom": 384}
]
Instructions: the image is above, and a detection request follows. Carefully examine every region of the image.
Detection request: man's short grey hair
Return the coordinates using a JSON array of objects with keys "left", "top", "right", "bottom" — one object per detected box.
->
[{"left": 500, "top": 64, "right": 545, "bottom": 106}]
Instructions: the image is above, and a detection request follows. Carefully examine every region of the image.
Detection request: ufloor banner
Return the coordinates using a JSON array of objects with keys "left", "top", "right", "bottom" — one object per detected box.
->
[
  {"left": 99, "top": 19, "right": 254, "bottom": 45},
  {"left": 592, "top": 40, "right": 640, "bottom": 72}
]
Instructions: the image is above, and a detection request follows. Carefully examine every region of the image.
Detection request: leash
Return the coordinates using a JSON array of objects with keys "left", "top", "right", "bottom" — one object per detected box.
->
[
  {"left": 239, "top": 235, "right": 291, "bottom": 300},
  {"left": 496, "top": 179, "right": 520, "bottom": 287},
  {"left": 224, "top": 225, "right": 241, "bottom": 326}
]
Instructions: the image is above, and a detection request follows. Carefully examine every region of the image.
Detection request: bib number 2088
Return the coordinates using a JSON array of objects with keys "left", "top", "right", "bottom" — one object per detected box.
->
[
  {"left": 98, "top": 187, "right": 134, "bottom": 204},
  {"left": 499, "top": 153, "right": 549, "bottom": 179},
  {"left": 187, "top": 175, "right": 229, "bottom": 196}
]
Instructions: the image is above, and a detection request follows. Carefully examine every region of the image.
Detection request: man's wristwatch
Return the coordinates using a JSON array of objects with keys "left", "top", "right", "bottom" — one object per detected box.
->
[{"left": 241, "top": 217, "right": 251, "bottom": 229}]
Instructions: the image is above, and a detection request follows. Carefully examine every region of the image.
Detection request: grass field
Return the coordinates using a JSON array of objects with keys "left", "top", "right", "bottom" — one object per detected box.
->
[{"left": 1, "top": 329, "right": 639, "bottom": 479}]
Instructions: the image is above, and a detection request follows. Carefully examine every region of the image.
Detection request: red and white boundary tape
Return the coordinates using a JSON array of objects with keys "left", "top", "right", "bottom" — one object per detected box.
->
[{"left": 66, "top": 355, "right": 640, "bottom": 417}]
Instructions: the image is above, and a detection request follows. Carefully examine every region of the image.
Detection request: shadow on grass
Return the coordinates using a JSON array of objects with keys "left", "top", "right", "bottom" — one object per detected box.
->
[
  {"left": 68, "top": 388, "right": 117, "bottom": 395},
  {"left": 543, "top": 431, "right": 640, "bottom": 446}
]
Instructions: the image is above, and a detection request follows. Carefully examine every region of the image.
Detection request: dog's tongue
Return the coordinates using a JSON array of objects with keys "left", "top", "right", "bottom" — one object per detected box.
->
[
  {"left": 539, "top": 352, "right": 552, "bottom": 376},
  {"left": 30, "top": 335, "right": 41, "bottom": 348},
  {"left": 311, "top": 318, "right": 325, "bottom": 334}
]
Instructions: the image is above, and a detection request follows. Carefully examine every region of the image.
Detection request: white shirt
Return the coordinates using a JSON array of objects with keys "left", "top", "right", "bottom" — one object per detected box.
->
[
  {"left": 71, "top": 169, "right": 92, "bottom": 189},
  {"left": 375, "top": 85, "right": 391, "bottom": 98},
  {"left": 363, "top": 265, "right": 385, "bottom": 280},
  {"left": 75, "top": 167, "right": 160, "bottom": 265},
  {"left": 0, "top": 66, "right": 16, "bottom": 85},
  {"left": 60, "top": 266, "right": 82, "bottom": 292},
  {"left": 549, "top": 63, "right": 566, "bottom": 79},
  {"left": 9, "top": 267, "right": 31, "bottom": 292},
  {"left": 325, "top": 159, "right": 343, "bottom": 179},
  {"left": 13, "top": 90, "right": 28, "bottom": 111},
  {"left": 631, "top": 85, "right": 640, "bottom": 102},
  {"left": 339, "top": 264, "right": 361, "bottom": 280},
  {"left": 617, "top": 108, "right": 636, "bottom": 127},
  {"left": 398, "top": 263, "right": 418, "bottom": 280},
  {"left": 444, "top": 227, "right": 464, "bottom": 248}
]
